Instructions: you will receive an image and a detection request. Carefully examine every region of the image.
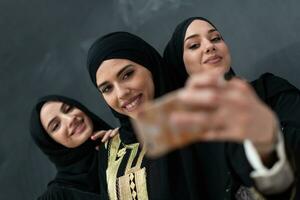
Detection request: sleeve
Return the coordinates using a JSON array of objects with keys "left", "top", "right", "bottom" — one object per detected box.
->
[
  {"left": 270, "top": 90, "right": 300, "bottom": 199},
  {"left": 243, "top": 129, "right": 294, "bottom": 194},
  {"left": 228, "top": 89, "right": 300, "bottom": 199}
]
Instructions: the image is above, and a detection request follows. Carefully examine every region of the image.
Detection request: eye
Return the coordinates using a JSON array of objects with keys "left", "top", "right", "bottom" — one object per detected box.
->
[
  {"left": 62, "top": 104, "right": 74, "bottom": 113},
  {"left": 188, "top": 43, "right": 200, "bottom": 50},
  {"left": 122, "top": 70, "right": 134, "bottom": 80},
  {"left": 100, "top": 85, "right": 113, "bottom": 94},
  {"left": 50, "top": 120, "right": 60, "bottom": 133},
  {"left": 211, "top": 36, "right": 222, "bottom": 42}
]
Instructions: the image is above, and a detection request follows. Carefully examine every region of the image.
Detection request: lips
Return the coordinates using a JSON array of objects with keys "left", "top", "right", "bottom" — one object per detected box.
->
[
  {"left": 70, "top": 118, "right": 86, "bottom": 136},
  {"left": 204, "top": 55, "right": 222, "bottom": 64},
  {"left": 121, "top": 94, "right": 143, "bottom": 112}
]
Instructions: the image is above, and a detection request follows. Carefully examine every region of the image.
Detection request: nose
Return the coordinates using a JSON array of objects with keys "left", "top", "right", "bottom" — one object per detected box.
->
[
  {"left": 61, "top": 114, "right": 75, "bottom": 129},
  {"left": 203, "top": 39, "right": 215, "bottom": 54},
  {"left": 115, "top": 84, "right": 130, "bottom": 100},
  {"left": 64, "top": 115, "right": 82, "bottom": 136}
]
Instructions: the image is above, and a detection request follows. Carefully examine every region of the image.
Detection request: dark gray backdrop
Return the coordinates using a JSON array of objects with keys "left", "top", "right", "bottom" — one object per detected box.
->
[{"left": 1, "top": 0, "right": 300, "bottom": 199}]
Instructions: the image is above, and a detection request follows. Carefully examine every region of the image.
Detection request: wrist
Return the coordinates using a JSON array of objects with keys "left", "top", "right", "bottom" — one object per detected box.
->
[{"left": 254, "top": 115, "right": 279, "bottom": 157}]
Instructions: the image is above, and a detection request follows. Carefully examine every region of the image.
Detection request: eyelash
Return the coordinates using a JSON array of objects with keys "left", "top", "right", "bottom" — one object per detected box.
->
[
  {"left": 100, "top": 70, "right": 135, "bottom": 94},
  {"left": 187, "top": 35, "right": 222, "bottom": 50},
  {"left": 51, "top": 121, "right": 60, "bottom": 132},
  {"left": 62, "top": 105, "right": 74, "bottom": 113},
  {"left": 101, "top": 85, "right": 112, "bottom": 94},
  {"left": 122, "top": 70, "right": 134, "bottom": 80},
  {"left": 211, "top": 36, "right": 222, "bottom": 42},
  {"left": 188, "top": 43, "right": 200, "bottom": 50}
]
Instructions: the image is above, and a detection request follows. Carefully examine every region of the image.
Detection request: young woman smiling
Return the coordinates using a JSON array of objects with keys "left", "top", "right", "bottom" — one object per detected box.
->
[{"left": 30, "top": 95, "right": 117, "bottom": 200}]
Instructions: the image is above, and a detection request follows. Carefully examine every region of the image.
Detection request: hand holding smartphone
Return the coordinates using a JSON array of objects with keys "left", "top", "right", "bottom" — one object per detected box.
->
[{"left": 131, "top": 90, "right": 203, "bottom": 158}]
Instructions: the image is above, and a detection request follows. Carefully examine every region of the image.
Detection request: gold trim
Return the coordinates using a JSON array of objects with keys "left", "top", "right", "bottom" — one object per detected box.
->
[{"left": 106, "top": 134, "right": 124, "bottom": 200}]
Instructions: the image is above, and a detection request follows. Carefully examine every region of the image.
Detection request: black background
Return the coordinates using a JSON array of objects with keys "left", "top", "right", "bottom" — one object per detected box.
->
[{"left": 1, "top": 0, "right": 300, "bottom": 199}]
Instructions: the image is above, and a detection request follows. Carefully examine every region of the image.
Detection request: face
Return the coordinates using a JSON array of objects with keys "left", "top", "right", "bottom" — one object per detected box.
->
[
  {"left": 96, "top": 59, "right": 155, "bottom": 119},
  {"left": 40, "top": 101, "right": 93, "bottom": 148},
  {"left": 183, "top": 20, "right": 231, "bottom": 75}
]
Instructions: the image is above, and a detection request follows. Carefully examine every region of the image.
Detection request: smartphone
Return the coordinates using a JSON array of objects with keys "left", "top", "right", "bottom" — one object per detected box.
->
[{"left": 131, "top": 90, "right": 203, "bottom": 158}]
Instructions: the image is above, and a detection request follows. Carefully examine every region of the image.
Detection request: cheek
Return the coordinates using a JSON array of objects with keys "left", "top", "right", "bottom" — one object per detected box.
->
[
  {"left": 85, "top": 118, "right": 94, "bottom": 135},
  {"left": 103, "top": 95, "right": 116, "bottom": 109},
  {"left": 220, "top": 44, "right": 230, "bottom": 58},
  {"left": 51, "top": 132, "right": 65, "bottom": 145},
  {"left": 183, "top": 52, "right": 192, "bottom": 66},
  {"left": 146, "top": 80, "right": 155, "bottom": 100},
  {"left": 221, "top": 45, "right": 231, "bottom": 67},
  {"left": 140, "top": 73, "right": 155, "bottom": 99},
  {"left": 183, "top": 52, "right": 202, "bottom": 75}
]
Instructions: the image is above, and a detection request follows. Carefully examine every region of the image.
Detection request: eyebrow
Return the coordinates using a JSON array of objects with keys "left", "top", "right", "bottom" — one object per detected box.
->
[
  {"left": 184, "top": 28, "right": 218, "bottom": 42},
  {"left": 97, "top": 64, "right": 134, "bottom": 89}
]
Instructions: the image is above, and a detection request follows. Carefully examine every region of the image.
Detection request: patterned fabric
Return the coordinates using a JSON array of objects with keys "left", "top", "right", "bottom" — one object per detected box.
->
[{"left": 106, "top": 134, "right": 148, "bottom": 200}]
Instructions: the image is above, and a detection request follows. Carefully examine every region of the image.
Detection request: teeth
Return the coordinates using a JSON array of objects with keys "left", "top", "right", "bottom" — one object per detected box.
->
[{"left": 125, "top": 96, "right": 140, "bottom": 111}]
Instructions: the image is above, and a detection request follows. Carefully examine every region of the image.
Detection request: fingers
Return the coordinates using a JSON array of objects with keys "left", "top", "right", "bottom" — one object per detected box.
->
[
  {"left": 101, "top": 130, "right": 113, "bottom": 142},
  {"left": 179, "top": 70, "right": 229, "bottom": 109},
  {"left": 185, "top": 68, "right": 226, "bottom": 89},
  {"left": 222, "top": 78, "right": 261, "bottom": 110},
  {"left": 91, "top": 127, "right": 120, "bottom": 143},
  {"left": 170, "top": 110, "right": 214, "bottom": 131},
  {"left": 177, "top": 88, "right": 219, "bottom": 109},
  {"left": 91, "top": 130, "right": 107, "bottom": 140},
  {"left": 197, "top": 128, "right": 244, "bottom": 142},
  {"left": 110, "top": 128, "right": 119, "bottom": 138}
]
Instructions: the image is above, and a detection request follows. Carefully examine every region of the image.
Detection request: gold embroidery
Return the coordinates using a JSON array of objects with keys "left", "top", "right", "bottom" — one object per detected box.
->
[
  {"left": 106, "top": 134, "right": 124, "bottom": 200},
  {"left": 117, "top": 168, "right": 148, "bottom": 200},
  {"left": 106, "top": 134, "right": 149, "bottom": 200},
  {"left": 133, "top": 167, "right": 148, "bottom": 200},
  {"left": 124, "top": 143, "right": 139, "bottom": 174}
]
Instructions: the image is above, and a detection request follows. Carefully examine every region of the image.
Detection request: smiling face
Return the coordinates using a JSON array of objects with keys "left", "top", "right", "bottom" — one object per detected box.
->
[
  {"left": 40, "top": 101, "right": 93, "bottom": 148},
  {"left": 183, "top": 20, "right": 231, "bottom": 75},
  {"left": 96, "top": 58, "right": 155, "bottom": 119}
]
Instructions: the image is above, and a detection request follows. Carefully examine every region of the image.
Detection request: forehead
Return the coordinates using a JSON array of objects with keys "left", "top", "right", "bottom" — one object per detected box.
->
[
  {"left": 40, "top": 101, "right": 62, "bottom": 124},
  {"left": 185, "top": 20, "right": 216, "bottom": 39}
]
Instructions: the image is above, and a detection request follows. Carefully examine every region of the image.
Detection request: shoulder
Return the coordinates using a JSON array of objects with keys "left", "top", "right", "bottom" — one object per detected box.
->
[{"left": 250, "top": 73, "right": 299, "bottom": 101}]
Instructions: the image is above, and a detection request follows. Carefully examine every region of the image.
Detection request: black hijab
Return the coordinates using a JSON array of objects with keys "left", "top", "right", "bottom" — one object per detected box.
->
[
  {"left": 163, "top": 16, "right": 235, "bottom": 90},
  {"left": 87, "top": 31, "right": 171, "bottom": 144},
  {"left": 30, "top": 95, "right": 111, "bottom": 199}
]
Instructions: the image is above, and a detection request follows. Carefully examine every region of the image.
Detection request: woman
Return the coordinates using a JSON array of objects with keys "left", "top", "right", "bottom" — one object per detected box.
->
[
  {"left": 87, "top": 32, "right": 232, "bottom": 199},
  {"left": 30, "top": 95, "right": 117, "bottom": 200},
  {"left": 163, "top": 17, "right": 299, "bottom": 198}
]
